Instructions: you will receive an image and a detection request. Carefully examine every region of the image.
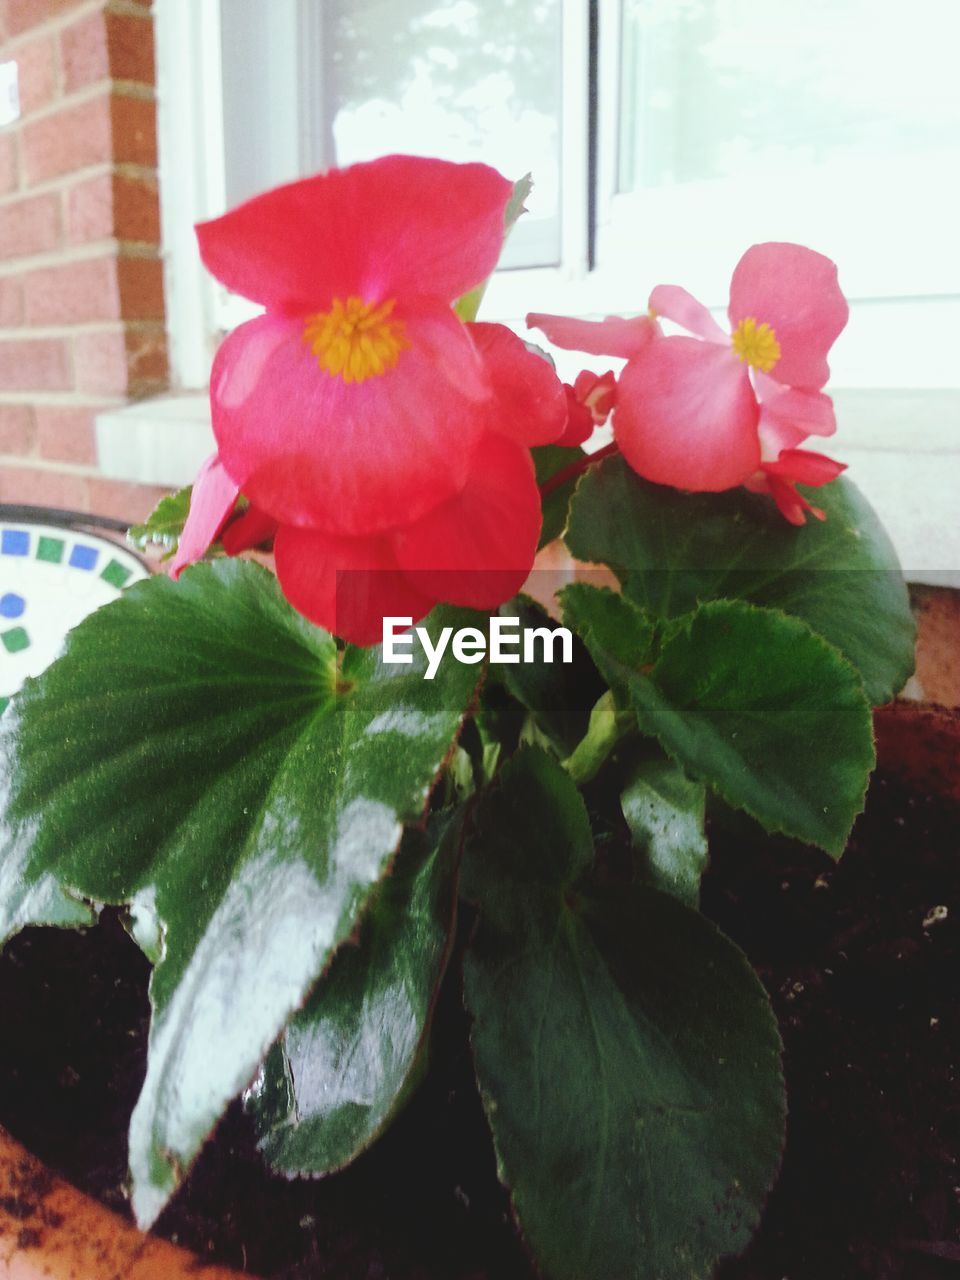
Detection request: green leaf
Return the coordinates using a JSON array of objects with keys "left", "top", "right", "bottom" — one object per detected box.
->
[
  {"left": 498, "top": 594, "right": 606, "bottom": 755},
  {"left": 565, "top": 457, "right": 915, "bottom": 704},
  {"left": 620, "top": 755, "right": 708, "bottom": 906},
  {"left": 563, "top": 585, "right": 874, "bottom": 855},
  {"left": 503, "top": 172, "right": 534, "bottom": 236},
  {"left": 247, "top": 811, "right": 462, "bottom": 1176},
  {"left": 455, "top": 173, "right": 534, "bottom": 322},
  {"left": 463, "top": 749, "right": 784, "bottom": 1280},
  {"left": 127, "top": 485, "right": 193, "bottom": 556},
  {"left": 533, "top": 443, "right": 584, "bottom": 548},
  {"left": 0, "top": 560, "right": 478, "bottom": 1226}
]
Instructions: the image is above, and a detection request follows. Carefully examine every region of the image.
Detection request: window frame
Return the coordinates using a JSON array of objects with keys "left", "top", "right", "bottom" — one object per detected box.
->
[{"left": 119, "top": 0, "right": 958, "bottom": 584}]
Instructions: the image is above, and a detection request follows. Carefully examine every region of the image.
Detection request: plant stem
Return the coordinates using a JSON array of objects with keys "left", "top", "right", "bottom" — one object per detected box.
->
[{"left": 540, "top": 441, "right": 620, "bottom": 499}]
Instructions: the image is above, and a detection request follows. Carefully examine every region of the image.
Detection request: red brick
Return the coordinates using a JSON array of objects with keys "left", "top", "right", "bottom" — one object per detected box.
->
[
  {"left": 24, "top": 255, "right": 120, "bottom": 324},
  {"left": 4, "top": 0, "right": 88, "bottom": 38},
  {"left": 112, "top": 171, "right": 159, "bottom": 242},
  {"left": 0, "top": 403, "right": 35, "bottom": 453},
  {"left": 106, "top": 10, "right": 154, "bottom": 85},
  {"left": 21, "top": 95, "right": 113, "bottom": 184},
  {"left": 110, "top": 92, "right": 157, "bottom": 167},
  {"left": 0, "top": 277, "right": 24, "bottom": 326},
  {"left": 0, "top": 462, "right": 90, "bottom": 509},
  {"left": 34, "top": 402, "right": 99, "bottom": 463},
  {"left": 65, "top": 170, "right": 113, "bottom": 242},
  {"left": 0, "top": 134, "right": 18, "bottom": 196},
  {"left": 66, "top": 170, "right": 160, "bottom": 243},
  {"left": 59, "top": 7, "right": 154, "bottom": 92},
  {"left": 117, "top": 252, "right": 163, "bottom": 319},
  {"left": 86, "top": 475, "right": 166, "bottom": 522},
  {"left": 74, "top": 322, "right": 166, "bottom": 394},
  {"left": 74, "top": 325, "right": 125, "bottom": 392},
  {"left": 0, "top": 192, "right": 61, "bottom": 260},
  {"left": 13, "top": 34, "right": 57, "bottom": 115},
  {"left": 0, "top": 336, "right": 70, "bottom": 389},
  {"left": 59, "top": 8, "right": 110, "bottom": 93}
]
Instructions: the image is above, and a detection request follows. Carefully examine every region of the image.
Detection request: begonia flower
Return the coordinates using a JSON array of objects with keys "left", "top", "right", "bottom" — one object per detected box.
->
[
  {"left": 197, "top": 154, "right": 517, "bottom": 538},
  {"left": 528, "top": 243, "right": 848, "bottom": 498},
  {"left": 559, "top": 370, "right": 617, "bottom": 447},
  {"left": 176, "top": 156, "right": 569, "bottom": 643},
  {"left": 746, "top": 448, "right": 847, "bottom": 526}
]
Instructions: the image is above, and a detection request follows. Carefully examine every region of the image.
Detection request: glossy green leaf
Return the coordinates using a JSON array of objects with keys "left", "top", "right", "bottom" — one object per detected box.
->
[
  {"left": 0, "top": 560, "right": 478, "bottom": 1226},
  {"left": 127, "top": 484, "right": 192, "bottom": 556},
  {"left": 463, "top": 749, "right": 785, "bottom": 1280},
  {"left": 562, "top": 585, "right": 874, "bottom": 855},
  {"left": 533, "top": 443, "right": 585, "bottom": 548},
  {"left": 498, "top": 595, "right": 606, "bottom": 755},
  {"left": 620, "top": 755, "right": 708, "bottom": 906},
  {"left": 247, "top": 811, "right": 462, "bottom": 1176},
  {"left": 565, "top": 457, "right": 915, "bottom": 704}
]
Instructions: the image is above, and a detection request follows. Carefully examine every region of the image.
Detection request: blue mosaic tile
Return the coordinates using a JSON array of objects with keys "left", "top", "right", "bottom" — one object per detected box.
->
[
  {"left": 69, "top": 544, "right": 99, "bottom": 571},
  {"left": 0, "top": 593, "right": 25, "bottom": 619},
  {"left": 1, "top": 530, "right": 29, "bottom": 557}
]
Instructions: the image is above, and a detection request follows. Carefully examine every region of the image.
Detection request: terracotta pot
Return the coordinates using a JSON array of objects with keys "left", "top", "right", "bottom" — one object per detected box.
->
[
  {"left": 0, "top": 1124, "right": 241, "bottom": 1278},
  {"left": 1, "top": 696, "right": 957, "bottom": 1279}
]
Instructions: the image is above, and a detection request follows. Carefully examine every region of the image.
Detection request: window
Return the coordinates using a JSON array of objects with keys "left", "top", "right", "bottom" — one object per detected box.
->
[
  {"left": 157, "top": 0, "right": 960, "bottom": 388},
  {"left": 130, "top": 0, "right": 959, "bottom": 577}
]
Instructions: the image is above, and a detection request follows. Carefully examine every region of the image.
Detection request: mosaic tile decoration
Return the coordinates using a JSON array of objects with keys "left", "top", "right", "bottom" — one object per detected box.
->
[{"left": 0, "top": 522, "right": 149, "bottom": 715}]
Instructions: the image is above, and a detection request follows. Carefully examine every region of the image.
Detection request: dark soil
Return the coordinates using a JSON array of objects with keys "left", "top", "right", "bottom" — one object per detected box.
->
[{"left": 0, "top": 767, "right": 957, "bottom": 1279}]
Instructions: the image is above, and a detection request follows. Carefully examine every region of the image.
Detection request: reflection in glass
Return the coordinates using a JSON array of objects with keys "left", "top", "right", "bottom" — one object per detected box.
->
[
  {"left": 319, "top": 0, "right": 563, "bottom": 269},
  {"left": 615, "top": 0, "right": 960, "bottom": 301}
]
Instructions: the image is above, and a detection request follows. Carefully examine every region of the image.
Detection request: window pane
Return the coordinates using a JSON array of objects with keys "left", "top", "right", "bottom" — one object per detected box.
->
[
  {"left": 318, "top": 0, "right": 564, "bottom": 269},
  {"left": 615, "top": 0, "right": 960, "bottom": 302}
]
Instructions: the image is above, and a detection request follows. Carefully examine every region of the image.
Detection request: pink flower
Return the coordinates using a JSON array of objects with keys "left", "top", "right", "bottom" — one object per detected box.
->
[
  {"left": 174, "top": 156, "right": 569, "bottom": 643},
  {"left": 528, "top": 242, "right": 849, "bottom": 498}
]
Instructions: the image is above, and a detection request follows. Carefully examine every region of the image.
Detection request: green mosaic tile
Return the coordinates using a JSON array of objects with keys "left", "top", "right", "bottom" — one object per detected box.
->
[
  {"left": 36, "top": 535, "right": 65, "bottom": 564},
  {"left": 101, "top": 559, "right": 133, "bottom": 589},
  {"left": 1, "top": 627, "right": 29, "bottom": 654}
]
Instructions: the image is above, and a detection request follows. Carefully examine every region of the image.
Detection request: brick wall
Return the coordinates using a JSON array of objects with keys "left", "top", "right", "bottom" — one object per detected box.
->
[{"left": 0, "top": 0, "right": 168, "bottom": 522}]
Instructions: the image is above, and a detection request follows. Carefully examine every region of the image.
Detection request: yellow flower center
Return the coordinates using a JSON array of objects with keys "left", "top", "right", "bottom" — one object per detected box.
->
[
  {"left": 303, "top": 296, "right": 409, "bottom": 384},
  {"left": 731, "top": 316, "right": 781, "bottom": 373}
]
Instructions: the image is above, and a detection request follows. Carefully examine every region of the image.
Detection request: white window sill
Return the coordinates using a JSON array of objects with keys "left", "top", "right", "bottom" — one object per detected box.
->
[{"left": 95, "top": 389, "right": 960, "bottom": 589}]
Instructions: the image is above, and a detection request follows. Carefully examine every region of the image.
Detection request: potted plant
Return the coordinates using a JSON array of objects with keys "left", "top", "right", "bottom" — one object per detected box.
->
[{"left": 0, "top": 154, "right": 935, "bottom": 1279}]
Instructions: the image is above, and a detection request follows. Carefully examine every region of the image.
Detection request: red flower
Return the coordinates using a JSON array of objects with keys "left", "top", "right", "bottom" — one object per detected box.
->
[
  {"left": 528, "top": 243, "right": 848, "bottom": 499},
  {"left": 559, "top": 370, "right": 617, "bottom": 447},
  {"left": 174, "top": 157, "right": 568, "bottom": 643},
  {"left": 745, "top": 448, "right": 847, "bottom": 526}
]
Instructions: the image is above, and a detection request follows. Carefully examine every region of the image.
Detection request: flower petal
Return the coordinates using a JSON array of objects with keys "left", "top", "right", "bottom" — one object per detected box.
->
[
  {"left": 274, "top": 524, "right": 435, "bottom": 647},
  {"left": 728, "top": 243, "right": 849, "bottom": 390},
  {"left": 648, "top": 284, "right": 727, "bottom": 343},
  {"left": 469, "top": 322, "right": 567, "bottom": 446},
  {"left": 393, "top": 433, "right": 541, "bottom": 609},
  {"left": 757, "top": 384, "right": 837, "bottom": 455},
  {"left": 196, "top": 155, "right": 513, "bottom": 313},
  {"left": 221, "top": 504, "right": 278, "bottom": 555},
  {"left": 614, "top": 336, "right": 760, "bottom": 492},
  {"left": 573, "top": 369, "right": 617, "bottom": 422},
  {"left": 527, "top": 312, "right": 658, "bottom": 359},
  {"left": 211, "top": 304, "right": 489, "bottom": 537},
  {"left": 559, "top": 389, "right": 595, "bottom": 447},
  {"left": 168, "top": 454, "right": 239, "bottom": 578},
  {"left": 763, "top": 448, "right": 847, "bottom": 487}
]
